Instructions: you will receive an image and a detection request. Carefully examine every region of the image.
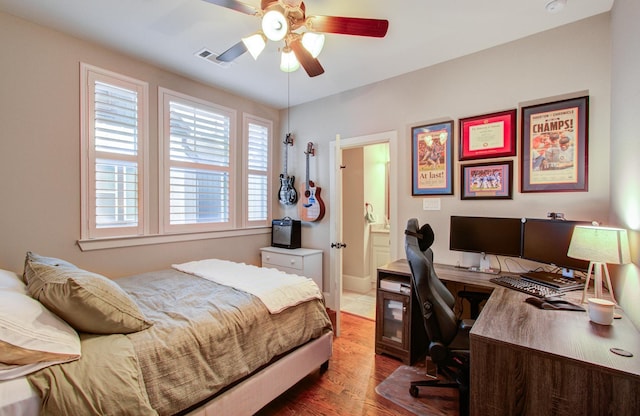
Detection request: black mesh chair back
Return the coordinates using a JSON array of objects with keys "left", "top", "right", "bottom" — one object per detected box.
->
[{"left": 404, "top": 218, "right": 470, "bottom": 416}]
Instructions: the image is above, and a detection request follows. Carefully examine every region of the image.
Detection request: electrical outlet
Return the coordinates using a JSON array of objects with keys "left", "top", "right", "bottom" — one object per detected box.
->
[{"left": 422, "top": 198, "right": 441, "bottom": 211}]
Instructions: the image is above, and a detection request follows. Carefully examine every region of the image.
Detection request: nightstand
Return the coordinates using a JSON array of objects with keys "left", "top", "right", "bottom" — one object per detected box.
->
[{"left": 260, "top": 247, "right": 323, "bottom": 291}]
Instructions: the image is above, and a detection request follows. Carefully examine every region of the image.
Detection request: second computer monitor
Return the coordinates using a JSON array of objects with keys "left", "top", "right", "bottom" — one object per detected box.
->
[
  {"left": 449, "top": 216, "right": 522, "bottom": 258},
  {"left": 521, "top": 218, "right": 590, "bottom": 272}
]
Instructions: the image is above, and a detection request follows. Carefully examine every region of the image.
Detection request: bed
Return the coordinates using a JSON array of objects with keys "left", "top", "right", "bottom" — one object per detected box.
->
[{"left": 0, "top": 254, "right": 333, "bottom": 416}]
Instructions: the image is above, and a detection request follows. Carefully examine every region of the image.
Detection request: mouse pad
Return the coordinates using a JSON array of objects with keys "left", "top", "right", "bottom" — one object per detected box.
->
[{"left": 525, "top": 297, "right": 585, "bottom": 311}]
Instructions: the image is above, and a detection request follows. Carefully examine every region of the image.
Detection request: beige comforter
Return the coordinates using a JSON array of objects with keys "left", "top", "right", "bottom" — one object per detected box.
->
[{"left": 28, "top": 269, "right": 332, "bottom": 416}]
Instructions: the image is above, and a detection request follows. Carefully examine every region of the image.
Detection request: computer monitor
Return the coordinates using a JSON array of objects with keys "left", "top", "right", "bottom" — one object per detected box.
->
[
  {"left": 521, "top": 218, "right": 590, "bottom": 273},
  {"left": 449, "top": 216, "right": 523, "bottom": 258}
]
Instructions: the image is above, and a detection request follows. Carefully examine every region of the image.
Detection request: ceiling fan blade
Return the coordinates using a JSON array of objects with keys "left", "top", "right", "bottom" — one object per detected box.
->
[
  {"left": 202, "top": 0, "right": 259, "bottom": 15},
  {"left": 306, "top": 16, "right": 389, "bottom": 38},
  {"left": 216, "top": 41, "right": 248, "bottom": 62},
  {"left": 290, "top": 38, "right": 324, "bottom": 77}
]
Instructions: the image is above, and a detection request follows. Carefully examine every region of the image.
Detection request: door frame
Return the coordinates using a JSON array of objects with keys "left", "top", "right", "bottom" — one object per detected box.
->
[{"left": 329, "top": 130, "right": 399, "bottom": 335}]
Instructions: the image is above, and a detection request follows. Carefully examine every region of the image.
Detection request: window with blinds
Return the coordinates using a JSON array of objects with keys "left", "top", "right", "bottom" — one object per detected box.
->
[
  {"left": 245, "top": 115, "right": 271, "bottom": 226},
  {"left": 160, "top": 89, "right": 237, "bottom": 232},
  {"left": 81, "top": 64, "right": 148, "bottom": 239},
  {"left": 81, "top": 67, "right": 273, "bottom": 244}
]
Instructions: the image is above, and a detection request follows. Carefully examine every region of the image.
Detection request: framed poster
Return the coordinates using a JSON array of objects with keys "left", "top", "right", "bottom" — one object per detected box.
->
[
  {"left": 521, "top": 96, "right": 588, "bottom": 192},
  {"left": 459, "top": 109, "right": 516, "bottom": 160},
  {"left": 461, "top": 160, "right": 513, "bottom": 200},
  {"left": 411, "top": 121, "right": 454, "bottom": 195}
]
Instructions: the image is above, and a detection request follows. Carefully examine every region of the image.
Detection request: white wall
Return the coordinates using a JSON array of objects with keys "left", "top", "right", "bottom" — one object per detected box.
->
[
  {"left": 280, "top": 14, "right": 612, "bottom": 291},
  {"left": 609, "top": 0, "right": 640, "bottom": 328}
]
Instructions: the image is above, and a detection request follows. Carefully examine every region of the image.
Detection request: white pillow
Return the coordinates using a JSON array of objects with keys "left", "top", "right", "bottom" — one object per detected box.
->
[
  {"left": 0, "top": 291, "right": 81, "bottom": 380},
  {"left": 0, "top": 269, "right": 26, "bottom": 294}
]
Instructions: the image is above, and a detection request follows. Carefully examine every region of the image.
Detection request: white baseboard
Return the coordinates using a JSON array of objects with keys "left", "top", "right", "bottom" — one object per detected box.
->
[{"left": 343, "top": 273, "right": 373, "bottom": 293}]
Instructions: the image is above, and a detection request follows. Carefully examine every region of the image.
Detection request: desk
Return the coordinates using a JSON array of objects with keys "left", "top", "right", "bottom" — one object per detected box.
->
[
  {"left": 471, "top": 287, "right": 640, "bottom": 415},
  {"left": 376, "top": 260, "right": 640, "bottom": 415}
]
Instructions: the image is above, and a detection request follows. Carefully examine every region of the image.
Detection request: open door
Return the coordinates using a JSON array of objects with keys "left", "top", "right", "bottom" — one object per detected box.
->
[
  {"left": 329, "top": 131, "right": 399, "bottom": 337},
  {"left": 329, "top": 135, "right": 344, "bottom": 336}
]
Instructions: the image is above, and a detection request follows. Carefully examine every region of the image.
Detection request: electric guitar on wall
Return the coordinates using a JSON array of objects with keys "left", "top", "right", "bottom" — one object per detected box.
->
[
  {"left": 278, "top": 133, "right": 298, "bottom": 205},
  {"left": 299, "top": 142, "right": 325, "bottom": 222}
]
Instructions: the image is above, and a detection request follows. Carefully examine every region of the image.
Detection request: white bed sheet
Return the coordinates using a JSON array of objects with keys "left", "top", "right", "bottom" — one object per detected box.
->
[{"left": 0, "top": 377, "right": 39, "bottom": 416}]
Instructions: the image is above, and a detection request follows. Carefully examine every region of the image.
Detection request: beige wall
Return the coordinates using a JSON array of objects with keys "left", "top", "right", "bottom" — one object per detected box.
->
[
  {"left": 0, "top": 12, "right": 279, "bottom": 277},
  {"left": 610, "top": 0, "right": 640, "bottom": 329},
  {"left": 281, "top": 13, "right": 612, "bottom": 293},
  {"left": 3, "top": 9, "right": 636, "bottom": 326}
]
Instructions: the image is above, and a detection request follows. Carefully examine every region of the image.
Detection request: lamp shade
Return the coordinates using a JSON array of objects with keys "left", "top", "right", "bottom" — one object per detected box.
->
[
  {"left": 567, "top": 225, "right": 631, "bottom": 264},
  {"left": 301, "top": 32, "right": 325, "bottom": 58},
  {"left": 280, "top": 48, "right": 300, "bottom": 72},
  {"left": 241, "top": 33, "right": 266, "bottom": 60},
  {"left": 262, "top": 10, "right": 288, "bottom": 41}
]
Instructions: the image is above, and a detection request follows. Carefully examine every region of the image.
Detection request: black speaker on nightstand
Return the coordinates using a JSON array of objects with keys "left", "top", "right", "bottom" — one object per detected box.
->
[{"left": 271, "top": 217, "right": 301, "bottom": 249}]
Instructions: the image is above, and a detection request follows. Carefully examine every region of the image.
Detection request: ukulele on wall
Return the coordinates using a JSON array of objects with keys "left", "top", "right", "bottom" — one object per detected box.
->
[
  {"left": 299, "top": 142, "right": 325, "bottom": 222},
  {"left": 278, "top": 133, "right": 298, "bottom": 205}
]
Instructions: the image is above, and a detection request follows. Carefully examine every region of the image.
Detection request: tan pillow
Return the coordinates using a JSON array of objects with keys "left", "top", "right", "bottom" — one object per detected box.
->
[
  {"left": 23, "top": 251, "right": 77, "bottom": 284},
  {"left": 25, "top": 261, "right": 153, "bottom": 334}
]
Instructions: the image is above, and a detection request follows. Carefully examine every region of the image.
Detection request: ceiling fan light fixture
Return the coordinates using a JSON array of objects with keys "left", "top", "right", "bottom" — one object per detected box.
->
[
  {"left": 241, "top": 33, "right": 266, "bottom": 60},
  {"left": 301, "top": 32, "right": 325, "bottom": 58},
  {"left": 280, "top": 48, "right": 300, "bottom": 72},
  {"left": 262, "top": 10, "right": 288, "bottom": 41}
]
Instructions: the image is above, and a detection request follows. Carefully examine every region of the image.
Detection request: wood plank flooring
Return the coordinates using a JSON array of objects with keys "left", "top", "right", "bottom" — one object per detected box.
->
[{"left": 256, "top": 312, "right": 422, "bottom": 416}]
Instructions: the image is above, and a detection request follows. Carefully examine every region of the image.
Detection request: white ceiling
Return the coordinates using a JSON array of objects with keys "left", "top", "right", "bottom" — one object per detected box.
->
[{"left": 0, "top": 0, "right": 613, "bottom": 109}]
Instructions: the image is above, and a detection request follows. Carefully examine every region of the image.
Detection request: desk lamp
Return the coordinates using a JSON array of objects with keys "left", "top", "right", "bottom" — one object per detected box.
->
[{"left": 567, "top": 225, "right": 631, "bottom": 304}]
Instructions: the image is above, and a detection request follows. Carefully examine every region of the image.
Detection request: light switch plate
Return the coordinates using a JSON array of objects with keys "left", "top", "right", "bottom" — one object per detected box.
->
[{"left": 422, "top": 198, "right": 441, "bottom": 210}]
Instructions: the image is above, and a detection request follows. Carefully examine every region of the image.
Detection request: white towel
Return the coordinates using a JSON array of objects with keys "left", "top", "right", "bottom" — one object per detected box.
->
[{"left": 172, "top": 259, "right": 322, "bottom": 313}]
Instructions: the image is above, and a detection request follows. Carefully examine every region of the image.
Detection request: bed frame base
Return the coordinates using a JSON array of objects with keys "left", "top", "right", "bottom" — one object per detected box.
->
[{"left": 185, "top": 332, "right": 333, "bottom": 416}]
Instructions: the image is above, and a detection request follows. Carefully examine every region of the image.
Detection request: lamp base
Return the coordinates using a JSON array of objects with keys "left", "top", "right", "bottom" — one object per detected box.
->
[{"left": 581, "top": 262, "right": 618, "bottom": 305}]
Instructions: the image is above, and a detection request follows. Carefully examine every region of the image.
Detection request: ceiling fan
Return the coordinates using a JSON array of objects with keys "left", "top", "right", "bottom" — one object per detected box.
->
[{"left": 203, "top": 0, "right": 389, "bottom": 77}]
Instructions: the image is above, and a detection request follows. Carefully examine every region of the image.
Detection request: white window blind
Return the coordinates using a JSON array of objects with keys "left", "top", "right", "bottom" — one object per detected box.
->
[
  {"left": 161, "top": 89, "right": 236, "bottom": 232},
  {"left": 81, "top": 64, "right": 147, "bottom": 239},
  {"left": 94, "top": 82, "right": 139, "bottom": 228},
  {"left": 246, "top": 121, "right": 270, "bottom": 223}
]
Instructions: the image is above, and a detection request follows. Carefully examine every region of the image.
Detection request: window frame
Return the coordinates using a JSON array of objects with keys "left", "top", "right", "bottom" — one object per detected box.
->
[
  {"left": 158, "top": 87, "right": 238, "bottom": 234},
  {"left": 242, "top": 113, "right": 273, "bottom": 228},
  {"left": 80, "top": 63, "right": 149, "bottom": 240},
  {"left": 78, "top": 67, "right": 275, "bottom": 251}
]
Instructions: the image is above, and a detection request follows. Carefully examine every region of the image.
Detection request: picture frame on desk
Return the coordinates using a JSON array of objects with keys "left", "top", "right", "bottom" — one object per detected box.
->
[
  {"left": 520, "top": 96, "right": 589, "bottom": 193},
  {"left": 411, "top": 121, "right": 454, "bottom": 196},
  {"left": 459, "top": 109, "right": 517, "bottom": 161},
  {"left": 460, "top": 160, "right": 513, "bottom": 200}
]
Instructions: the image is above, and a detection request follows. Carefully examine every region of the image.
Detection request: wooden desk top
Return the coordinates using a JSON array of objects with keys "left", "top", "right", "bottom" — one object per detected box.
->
[
  {"left": 378, "top": 259, "right": 640, "bottom": 380},
  {"left": 378, "top": 259, "right": 499, "bottom": 289},
  {"left": 471, "top": 287, "right": 640, "bottom": 379}
]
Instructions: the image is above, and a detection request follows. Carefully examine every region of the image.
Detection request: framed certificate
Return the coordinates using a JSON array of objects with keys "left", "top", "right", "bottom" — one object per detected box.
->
[{"left": 459, "top": 109, "right": 517, "bottom": 161}]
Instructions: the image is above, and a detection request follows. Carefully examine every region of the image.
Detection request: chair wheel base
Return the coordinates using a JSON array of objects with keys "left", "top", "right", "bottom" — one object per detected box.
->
[{"left": 409, "top": 385, "right": 419, "bottom": 397}]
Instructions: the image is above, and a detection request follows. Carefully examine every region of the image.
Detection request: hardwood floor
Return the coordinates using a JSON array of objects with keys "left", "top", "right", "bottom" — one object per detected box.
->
[{"left": 256, "top": 312, "right": 420, "bottom": 416}]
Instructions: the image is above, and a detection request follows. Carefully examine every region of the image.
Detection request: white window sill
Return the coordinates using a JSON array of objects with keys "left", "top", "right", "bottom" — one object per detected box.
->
[{"left": 78, "top": 227, "right": 271, "bottom": 251}]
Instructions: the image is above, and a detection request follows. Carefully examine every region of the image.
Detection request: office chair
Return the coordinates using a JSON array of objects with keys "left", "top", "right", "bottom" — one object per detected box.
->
[
  {"left": 405, "top": 218, "right": 488, "bottom": 319},
  {"left": 404, "top": 219, "right": 471, "bottom": 416}
]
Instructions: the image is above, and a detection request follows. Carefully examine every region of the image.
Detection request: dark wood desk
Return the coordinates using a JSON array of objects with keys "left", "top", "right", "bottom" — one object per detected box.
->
[{"left": 377, "top": 260, "right": 640, "bottom": 415}]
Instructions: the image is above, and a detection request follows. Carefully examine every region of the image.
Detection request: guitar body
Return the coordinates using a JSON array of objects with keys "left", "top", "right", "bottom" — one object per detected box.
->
[
  {"left": 299, "top": 180, "right": 325, "bottom": 222},
  {"left": 278, "top": 134, "right": 297, "bottom": 205},
  {"left": 279, "top": 173, "right": 298, "bottom": 205}
]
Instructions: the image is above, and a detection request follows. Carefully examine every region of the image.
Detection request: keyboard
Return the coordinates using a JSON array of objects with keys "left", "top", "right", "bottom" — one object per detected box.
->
[
  {"left": 490, "top": 275, "right": 564, "bottom": 298},
  {"left": 519, "top": 271, "right": 584, "bottom": 292}
]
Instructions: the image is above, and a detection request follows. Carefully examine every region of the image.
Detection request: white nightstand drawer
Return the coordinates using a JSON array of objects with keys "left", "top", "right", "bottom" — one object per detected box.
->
[
  {"left": 261, "top": 251, "right": 304, "bottom": 271},
  {"left": 259, "top": 247, "right": 324, "bottom": 291}
]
